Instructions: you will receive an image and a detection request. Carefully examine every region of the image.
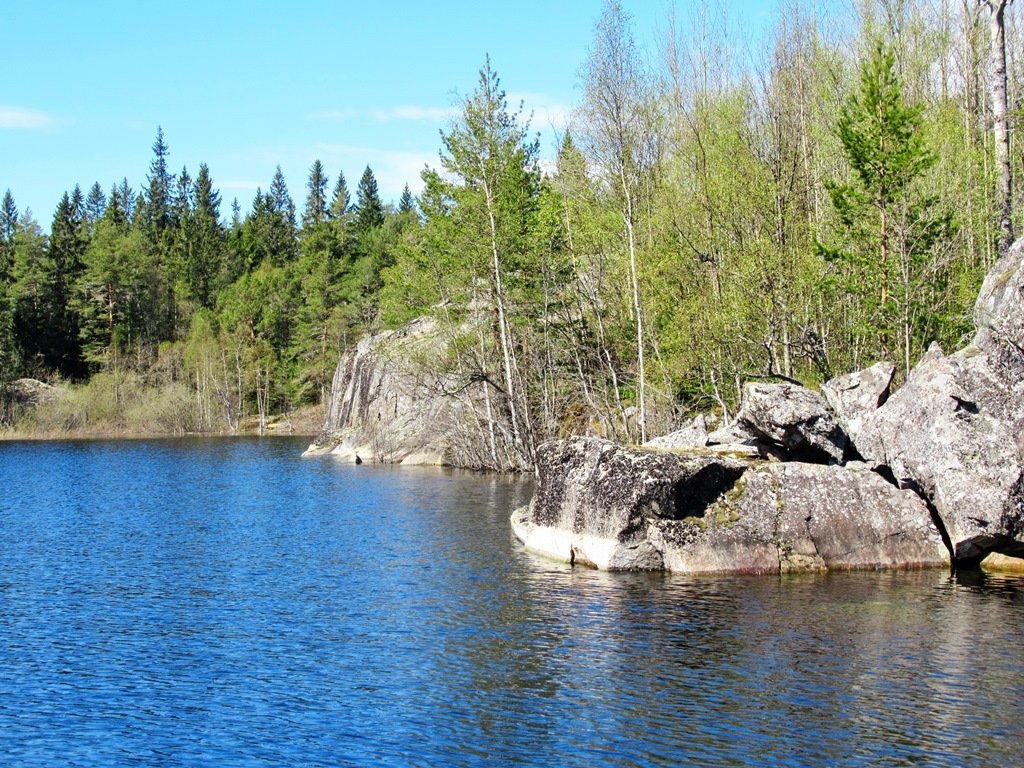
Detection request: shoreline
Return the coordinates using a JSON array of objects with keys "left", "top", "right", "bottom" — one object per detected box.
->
[{"left": 0, "top": 427, "right": 319, "bottom": 442}]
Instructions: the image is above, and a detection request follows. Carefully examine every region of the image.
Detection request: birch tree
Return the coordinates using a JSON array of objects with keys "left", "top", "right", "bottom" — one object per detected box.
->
[
  {"left": 984, "top": 0, "right": 1014, "bottom": 255},
  {"left": 577, "top": 0, "right": 661, "bottom": 443}
]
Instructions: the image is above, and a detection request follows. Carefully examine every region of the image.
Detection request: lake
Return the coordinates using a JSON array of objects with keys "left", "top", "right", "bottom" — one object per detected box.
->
[{"left": 0, "top": 436, "right": 1022, "bottom": 767}]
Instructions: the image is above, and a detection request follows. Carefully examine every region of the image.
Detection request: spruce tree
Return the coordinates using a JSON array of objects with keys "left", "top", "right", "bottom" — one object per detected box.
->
[
  {"left": 302, "top": 160, "right": 330, "bottom": 232},
  {"left": 330, "top": 171, "right": 351, "bottom": 220},
  {"left": 0, "top": 190, "right": 17, "bottom": 280},
  {"left": 116, "top": 178, "right": 136, "bottom": 227},
  {"left": 354, "top": 165, "right": 385, "bottom": 234},
  {"left": 11, "top": 214, "right": 49, "bottom": 377},
  {"left": 398, "top": 184, "right": 416, "bottom": 215},
  {"left": 84, "top": 182, "right": 107, "bottom": 233},
  {"left": 269, "top": 166, "right": 298, "bottom": 264},
  {"left": 38, "top": 193, "right": 87, "bottom": 377},
  {"left": 190, "top": 163, "right": 225, "bottom": 308},
  {"left": 0, "top": 191, "right": 16, "bottom": 405},
  {"left": 143, "top": 127, "right": 172, "bottom": 235}
]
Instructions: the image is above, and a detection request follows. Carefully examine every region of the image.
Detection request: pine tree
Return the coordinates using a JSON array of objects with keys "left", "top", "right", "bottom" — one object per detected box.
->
[
  {"left": 424, "top": 57, "right": 544, "bottom": 466},
  {"left": 820, "top": 39, "right": 955, "bottom": 371}
]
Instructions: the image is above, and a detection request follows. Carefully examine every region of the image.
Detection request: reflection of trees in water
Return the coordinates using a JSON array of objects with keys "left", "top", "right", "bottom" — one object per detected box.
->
[{"left": 494, "top": 566, "right": 1024, "bottom": 765}]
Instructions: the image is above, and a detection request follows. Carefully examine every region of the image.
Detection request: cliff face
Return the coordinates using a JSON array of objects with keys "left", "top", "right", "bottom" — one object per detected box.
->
[
  {"left": 305, "top": 316, "right": 521, "bottom": 469},
  {"left": 514, "top": 238, "right": 1024, "bottom": 573},
  {"left": 306, "top": 317, "right": 454, "bottom": 465}
]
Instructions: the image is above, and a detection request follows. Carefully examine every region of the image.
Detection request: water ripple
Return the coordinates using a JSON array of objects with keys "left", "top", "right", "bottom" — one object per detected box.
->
[{"left": 1, "top": 438, "right": 1023, "bottom": 766}]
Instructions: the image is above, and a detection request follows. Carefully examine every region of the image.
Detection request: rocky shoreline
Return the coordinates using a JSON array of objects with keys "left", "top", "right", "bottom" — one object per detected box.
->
[
  {"left": 513, "top": 240, "right": 1024, "bottom": 573},
  {"left": 308, "top": 240, "right": 1023, "bottom": 574}
]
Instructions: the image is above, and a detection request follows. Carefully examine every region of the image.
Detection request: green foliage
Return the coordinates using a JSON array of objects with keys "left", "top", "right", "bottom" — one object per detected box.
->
[
  {"left": 302, "top": 160, "right": 330, "bottom": 232},
  {"left": 819, "top": 38, "right": 957, "bottom": 371},
  {"left": 0, "top": 1, "right": 1016, "bottom": 440}
]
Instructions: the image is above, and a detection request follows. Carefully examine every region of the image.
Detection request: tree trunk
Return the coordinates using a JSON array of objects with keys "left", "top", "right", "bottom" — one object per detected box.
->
[
  {"left": 622, "top": 175, "right": 646, "bottom": 444},
  {"left": 987, "top": 0, "right": 1014, "bottom": 255}
]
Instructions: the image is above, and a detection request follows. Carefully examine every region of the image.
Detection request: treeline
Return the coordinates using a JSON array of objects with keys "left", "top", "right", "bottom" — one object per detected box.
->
[
  {"left": 375, "top": 0, "right": 1021, "bottom": 467},
  {"left": 0, "top": 128, "right": 418, "bottom": 431},
  {"left": 0, "top": 0, "right": 1020, "bottom": 452}
]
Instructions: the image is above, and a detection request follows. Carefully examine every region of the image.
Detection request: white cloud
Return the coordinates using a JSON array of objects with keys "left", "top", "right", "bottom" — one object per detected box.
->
[
  {"left": 372, "top": 106, "right": 457, "bottom": 123},
  {"left": 0, "top": 106, "right": 56, "bottom": 130},
  {"left": 315, "top": 143, "right": 437, "bottom": 198},
  {"left": 507, "top": 92, "right": 573, "bottom": 133},
  {"left": 311, "top": 105, "right": 456, "bottom": 124}
]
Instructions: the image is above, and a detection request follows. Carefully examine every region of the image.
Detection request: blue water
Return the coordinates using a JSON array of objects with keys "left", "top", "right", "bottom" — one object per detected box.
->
[{"left": 0, "top": 437, "right": 1022, "bottom": 767}]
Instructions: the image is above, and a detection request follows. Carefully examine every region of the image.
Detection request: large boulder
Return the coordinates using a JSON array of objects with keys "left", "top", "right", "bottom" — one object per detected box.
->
[
  {"left": 514, "top": 438, "right": 748, "bottom": 570},
  {"left": 10, "top": 378, "right": 58, "bottom": 407},
  {"left": 734, "top": 382, "right": 847, "bottom": 464},
  {"left": 651, "top": 461, "right": 948, "bottom": 574},
  {"left": 855, "top": 344, "right": 1024, "bottom": 562},
  {"left": 513, "top": 439, "right": 948, "bottom": 573},
  {"left": 822, "top": 361, "right": 896, "bottom": 448},
  {"left": 959, "top": 238, "right": 1024, "bottom": 444},
  {"left": 848, "top": 240, "right": 1024, "bottom": 563},
  {"left": 973, "top": 238, "right": 1024, "bottom": 380},
  {"left": 643, "top": 414, "right": 710, "bottom": 450}
]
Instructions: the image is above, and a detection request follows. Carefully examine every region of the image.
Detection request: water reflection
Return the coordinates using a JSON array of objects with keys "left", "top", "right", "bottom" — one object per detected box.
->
[{"left": 0, "top": 438, "right": 1022, "bottom": 767}]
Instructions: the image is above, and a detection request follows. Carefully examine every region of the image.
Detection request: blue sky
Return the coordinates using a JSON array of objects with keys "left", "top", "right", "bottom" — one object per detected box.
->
[{"left": 1, "top": 0, "right": 775, "bottom": 224}]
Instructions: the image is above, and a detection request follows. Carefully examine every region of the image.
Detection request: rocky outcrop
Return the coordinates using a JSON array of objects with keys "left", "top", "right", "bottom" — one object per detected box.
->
[
  {"left": 512, "top": 438, "right": 948, "bottom": 573},
  {"left": 305, "top": 316, "right": 531, "bottom": 469},
  {"left": 853, "top": 345, "right": 1024, "bottom": 562},
  {"left": 306, "top": 317, "right": 477, "bottom": 466},
  {"left": 516, "top": 239, "right": 1024, "bottom": 572},
  {"left": 845, "top": 240, "right": 1024, "bottom": 563}
]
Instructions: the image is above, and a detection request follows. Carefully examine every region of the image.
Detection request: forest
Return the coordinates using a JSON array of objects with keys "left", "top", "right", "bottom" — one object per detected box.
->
[{"left": 0, "top": 0, "right": 1020, "bottom": 458}]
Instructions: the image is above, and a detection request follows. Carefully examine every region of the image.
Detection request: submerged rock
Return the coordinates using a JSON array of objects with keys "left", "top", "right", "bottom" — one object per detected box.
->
[{"left": 513, "top": 438, "right": 947, "bottom": 574}]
